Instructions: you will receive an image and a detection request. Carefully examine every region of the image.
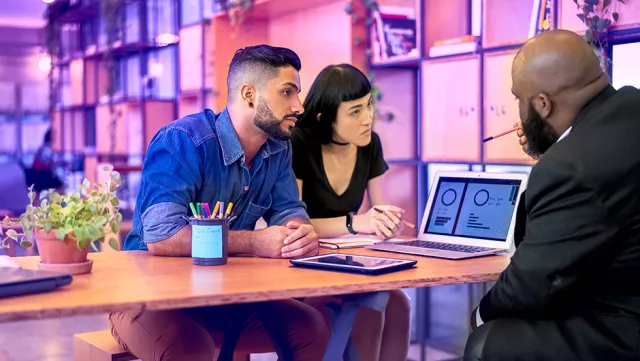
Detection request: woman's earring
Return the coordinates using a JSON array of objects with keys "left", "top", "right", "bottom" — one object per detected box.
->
[{"left": 249, "top": 102, "right": 253, "bottom": 108}]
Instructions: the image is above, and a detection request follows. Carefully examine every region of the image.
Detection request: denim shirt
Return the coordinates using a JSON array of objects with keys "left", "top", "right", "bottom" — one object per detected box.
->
[{"left": 123, "top": 108, "right": 309, "bottom": 251}]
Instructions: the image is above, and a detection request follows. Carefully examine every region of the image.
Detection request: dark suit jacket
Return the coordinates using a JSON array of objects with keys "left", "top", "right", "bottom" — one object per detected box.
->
[{"left": 478, "top": 85, "right": 640, "bottom": 359}]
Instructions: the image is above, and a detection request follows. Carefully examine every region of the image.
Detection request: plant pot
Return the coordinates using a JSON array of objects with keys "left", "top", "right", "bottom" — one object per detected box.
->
[{"left": 34, "top": 229, "right": 93, "bottom": 275}]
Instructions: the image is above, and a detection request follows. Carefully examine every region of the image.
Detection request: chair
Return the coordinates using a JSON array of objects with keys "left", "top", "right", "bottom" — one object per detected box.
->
[
  {"left": 73, "top": 329, "right": 250, "bottom": 361},
  {"left": 0, "top": 160, "right": 29, "bottom": 215}
]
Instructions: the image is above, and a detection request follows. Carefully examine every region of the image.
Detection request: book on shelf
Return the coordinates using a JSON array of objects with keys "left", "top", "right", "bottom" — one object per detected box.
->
[
  {"left": 428, "top": 35, "right": 479, "bottom": 57},
  {"left": 371, "top": 5, "right": 419, "bottom": 63}
]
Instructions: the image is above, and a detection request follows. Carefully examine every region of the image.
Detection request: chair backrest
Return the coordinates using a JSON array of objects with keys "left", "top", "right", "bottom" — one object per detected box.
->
[{"left": 0, "top": 160, "right": 29, "bottom": 215}]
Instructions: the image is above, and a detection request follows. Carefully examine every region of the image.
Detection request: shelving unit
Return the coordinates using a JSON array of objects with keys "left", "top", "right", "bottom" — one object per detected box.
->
[{"left": 367, "top": 0, "right": 640, "bottom": 355}]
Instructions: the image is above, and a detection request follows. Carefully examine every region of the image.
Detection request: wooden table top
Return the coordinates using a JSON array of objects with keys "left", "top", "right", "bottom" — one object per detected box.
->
[{"left": 0, "top": 249, "right": 510, "bottom": 322}]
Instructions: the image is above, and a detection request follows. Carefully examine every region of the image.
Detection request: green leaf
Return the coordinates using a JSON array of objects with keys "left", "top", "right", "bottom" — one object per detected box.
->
[
  {"left": 93, "top": 216, "right": 108, "bottom": 227},
  {"left": 613, "top": 12, "right": 619, "bottom": 22},
  {"left": 19, "top": 240, "right": 33, "bottom": 248},
  {"left": 116, "top": 213, "right": 123, "bottom": 222},
  {"left": 55, "top": 227, "right": 68, "bottom": 240},
  {"left": 111, "top": 221, "right": 120, "bottom": 234},
  {"left": 78, "top": 239, "right": 90, "bottom": 250},
  {"left": 44, "top": 223, "right": 52, "bottom": 233},
  {"left": 2, "top": 217, "right": 10, "bottom": 227},
  {"left": 5, "top": 229, "right": 18, "bottom": 241},
  {"left": 109, "top": 237, "right": 120, "bottom": 251},
  {"left": 110, "top": 198, "right": 120, "bottom": 207}
]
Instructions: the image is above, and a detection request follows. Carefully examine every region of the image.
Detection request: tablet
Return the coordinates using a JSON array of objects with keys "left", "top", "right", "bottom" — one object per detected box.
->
[{"left": 290, "top": 253, "right": 417, "bottom": 275}]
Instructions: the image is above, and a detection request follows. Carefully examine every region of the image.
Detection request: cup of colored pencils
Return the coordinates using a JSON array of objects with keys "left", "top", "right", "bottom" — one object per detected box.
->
[{"left": 187, "top": 201, "right": 234, "bottom": 266}]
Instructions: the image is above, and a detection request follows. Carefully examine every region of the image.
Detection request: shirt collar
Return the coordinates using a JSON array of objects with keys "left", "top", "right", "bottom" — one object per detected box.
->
[
  {"left": 215, "top": 108, "right": 288, "bottom": 166},
  {"left": 557, "top": 126, "right": 572, "bottom": 142}
]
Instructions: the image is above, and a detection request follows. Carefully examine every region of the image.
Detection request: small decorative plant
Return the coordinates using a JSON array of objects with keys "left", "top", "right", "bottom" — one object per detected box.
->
[
  {"left": 573, "top": 0, "right": 625, "bottom": 70},
  {"left": 1, "top": 166, "right": 123, "bottom": 253}
]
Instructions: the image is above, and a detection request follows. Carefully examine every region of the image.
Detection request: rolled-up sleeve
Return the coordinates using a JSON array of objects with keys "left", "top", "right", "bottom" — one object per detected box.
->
[
  {"left": 137, "top": 128, "right": 203, "bottom": 244},
  {"left": 264, "top": 142, "right": 309, "bottom": 226}
]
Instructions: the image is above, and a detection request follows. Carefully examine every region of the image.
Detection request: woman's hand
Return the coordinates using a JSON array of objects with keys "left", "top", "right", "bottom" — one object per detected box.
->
[{"left": 353, "top": 205, "right": 405, "bottom": 239}]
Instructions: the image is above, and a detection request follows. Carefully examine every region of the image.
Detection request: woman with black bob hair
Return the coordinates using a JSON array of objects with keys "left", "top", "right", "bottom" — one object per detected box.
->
[{"left": 292, "top": 64, "right": 410, "bottom": 361}]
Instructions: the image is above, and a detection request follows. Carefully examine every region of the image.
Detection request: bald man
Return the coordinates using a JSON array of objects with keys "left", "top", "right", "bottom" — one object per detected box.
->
[{"left": 464, "top": 30, "right": 640, "bottom": 361}]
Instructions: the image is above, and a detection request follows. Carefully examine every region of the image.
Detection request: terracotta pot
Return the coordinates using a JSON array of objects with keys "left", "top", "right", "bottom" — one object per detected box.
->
[{"left": 34, "top": 229, "right": 93, "bottom": 275}]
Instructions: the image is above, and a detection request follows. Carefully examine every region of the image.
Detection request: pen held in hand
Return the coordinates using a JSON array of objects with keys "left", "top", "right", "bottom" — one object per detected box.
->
[
  {"left": 483, "top": 126, "right": 520, "bottom": 142},
  {"left": 373, "top": 207, "right": 415, "bottom": 229}
]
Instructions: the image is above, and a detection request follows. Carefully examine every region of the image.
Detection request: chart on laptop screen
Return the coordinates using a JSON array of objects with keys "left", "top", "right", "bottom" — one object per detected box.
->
[{"left": 425, "top": 177, "right": 521, "bottom": 241}]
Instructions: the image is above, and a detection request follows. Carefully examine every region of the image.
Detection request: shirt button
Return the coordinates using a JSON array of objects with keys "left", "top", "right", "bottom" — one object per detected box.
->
[{"left": 244, "top": 186, "right": 249, "bottom": 191}]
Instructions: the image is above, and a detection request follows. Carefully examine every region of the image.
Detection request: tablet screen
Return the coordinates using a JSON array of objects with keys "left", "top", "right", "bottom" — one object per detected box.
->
[{"left": 302, "top": 254, "right": 407, "bottom": 268}]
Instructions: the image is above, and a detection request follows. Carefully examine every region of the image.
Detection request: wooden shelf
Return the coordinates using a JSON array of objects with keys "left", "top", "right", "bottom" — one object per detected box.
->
[
  {"left": 482, "top": 0, "right": 550, "bottom": 48},
  {"left": 421, "top": 55, "right": 481, "bottom": 163},
  {"left": 423, "top": 0, "right": 471, "bottom": 56},
  {"left": 214, "top": 0, "right": 340, "bottom": 20},
  {"left": 483, "top": 50, "right": 535, "bottom": 165},
  {"left": 373, "top": 68, "right": 417, "bottom": 159},
  {"left": 95, "top": 100, "right": 175, "bottom": 157}
]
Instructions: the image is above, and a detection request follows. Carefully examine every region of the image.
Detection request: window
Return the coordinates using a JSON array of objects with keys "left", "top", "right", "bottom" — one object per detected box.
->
[
  {"left": 148, "top": 0, "right": 177, "bottom": 43},
  {"left": 612, "top": 42, "right": 640, "bottom": 90}
]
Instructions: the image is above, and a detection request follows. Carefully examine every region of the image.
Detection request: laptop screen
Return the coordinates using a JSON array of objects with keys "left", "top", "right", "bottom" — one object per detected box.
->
[{"left": 424, "top": 177, "right": 522, "bottom": 241}]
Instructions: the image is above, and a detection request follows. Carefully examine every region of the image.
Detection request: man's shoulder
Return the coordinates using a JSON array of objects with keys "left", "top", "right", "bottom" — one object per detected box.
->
[{"left": 162, "top": 109, "right": 220, "bottom": 147}]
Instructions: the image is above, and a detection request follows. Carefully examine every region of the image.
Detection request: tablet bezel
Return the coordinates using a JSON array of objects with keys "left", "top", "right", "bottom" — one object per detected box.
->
[{"left": 290, "top": 253, "right": 417, "bottom": 274}]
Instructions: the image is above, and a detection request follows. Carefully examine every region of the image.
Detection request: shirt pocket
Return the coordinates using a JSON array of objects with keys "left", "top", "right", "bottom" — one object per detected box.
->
[{"left": 239, "top": 196, "right": 272, "bottom": 229}]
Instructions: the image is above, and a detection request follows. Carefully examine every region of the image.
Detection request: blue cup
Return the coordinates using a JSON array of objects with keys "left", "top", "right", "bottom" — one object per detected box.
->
[{"left": 189, "top": 217, "right": 228, "bottom": 266}]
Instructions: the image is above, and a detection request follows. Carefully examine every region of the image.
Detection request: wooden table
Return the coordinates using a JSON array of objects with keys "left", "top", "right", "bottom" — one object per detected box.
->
[{"left": 0, "top": 249, "right": 509, "bottom": 323}]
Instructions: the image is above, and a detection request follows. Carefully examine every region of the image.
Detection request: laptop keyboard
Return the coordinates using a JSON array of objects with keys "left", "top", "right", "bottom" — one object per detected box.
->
[{"left": 402, "top": 240, "right": 493, "bottom": 253}]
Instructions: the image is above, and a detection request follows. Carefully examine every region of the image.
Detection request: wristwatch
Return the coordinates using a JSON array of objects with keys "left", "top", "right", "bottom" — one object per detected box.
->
[{"left": 346, "top": 211, "right": 358, "bottom": 235}]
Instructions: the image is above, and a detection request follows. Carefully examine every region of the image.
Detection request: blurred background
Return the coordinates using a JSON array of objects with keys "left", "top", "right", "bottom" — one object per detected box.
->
[{"left": 0, "top": 0, "right": 639, "bottom": 360}]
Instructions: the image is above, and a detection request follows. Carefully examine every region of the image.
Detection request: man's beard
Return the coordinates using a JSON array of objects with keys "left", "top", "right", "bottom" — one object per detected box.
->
[
  {"left": 521, "top": 101, "right": 559, "bottom": 159},
  {"left": 253, "top": 97, "right": 296, "bottom": 141}
]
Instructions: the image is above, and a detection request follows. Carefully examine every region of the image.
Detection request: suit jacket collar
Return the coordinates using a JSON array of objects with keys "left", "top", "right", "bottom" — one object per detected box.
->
[{"left": 570, "top": 84, "right": 617, "bottom": 131}]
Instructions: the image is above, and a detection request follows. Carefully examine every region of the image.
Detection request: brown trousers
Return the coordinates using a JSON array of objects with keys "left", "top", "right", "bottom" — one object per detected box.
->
[{"left": 109, "top": 299, "right": 330, "bottom": 361}]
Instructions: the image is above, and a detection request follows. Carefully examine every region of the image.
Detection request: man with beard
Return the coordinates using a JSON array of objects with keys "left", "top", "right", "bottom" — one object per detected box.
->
[
  {"left": 110, "top": 45, "right": 329, "bottom": 361},
  {"left": 464, "top": 29, "right": 640, "bottom": 361}
]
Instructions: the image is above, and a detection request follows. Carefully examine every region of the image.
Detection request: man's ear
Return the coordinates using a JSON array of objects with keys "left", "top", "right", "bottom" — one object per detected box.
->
[
  {"left": 532, "top": 93, "right": 553, "bottom": 118},
  {"left": 316, "top": 113, "right": 322, "bottom": 121},
  {"left": 241, "top": 84, "right": 256, "bottom": 108}
]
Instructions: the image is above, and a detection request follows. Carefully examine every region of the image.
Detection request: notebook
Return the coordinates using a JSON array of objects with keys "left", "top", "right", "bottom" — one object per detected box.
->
[{"left": 319, "top": 234, "right": 382, "bottom": 249}]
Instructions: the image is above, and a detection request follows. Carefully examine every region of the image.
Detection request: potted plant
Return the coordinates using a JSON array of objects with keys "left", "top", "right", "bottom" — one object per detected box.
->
[
  {"left": 1, "top": 165, "right": 123, "bottom": 275},
  {"left": 573, "top": 0, "right": 626, "bottom": 71}
]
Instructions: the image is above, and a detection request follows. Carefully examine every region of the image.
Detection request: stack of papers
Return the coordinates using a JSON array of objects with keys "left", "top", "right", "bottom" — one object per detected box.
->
[{"left": 319, "top": 235, "right": 383, "bottom": 249}]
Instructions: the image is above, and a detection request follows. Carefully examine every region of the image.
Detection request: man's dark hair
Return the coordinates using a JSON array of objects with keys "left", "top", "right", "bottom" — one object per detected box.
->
[
  {"left": 296, "top": 63, "right": 371, "bottom": 144},
  {"left": 227, "top": 45, "right": 302, "bottom": 102}
]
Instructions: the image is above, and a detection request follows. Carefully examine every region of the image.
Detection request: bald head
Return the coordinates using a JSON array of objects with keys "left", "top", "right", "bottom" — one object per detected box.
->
[
  {"left": 511, "top": 30, "right": 611, "bottom": 159},
  {"left": 512, "top": 29, "right": 605, "bottom": 97}
]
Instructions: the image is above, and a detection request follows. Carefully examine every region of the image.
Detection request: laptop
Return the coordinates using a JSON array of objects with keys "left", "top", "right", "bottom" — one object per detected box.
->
[
  {"left": 0, "top": 266, "right": 73, "bottom": 299},
  {"left": 366, "top": 171, "right": 528, "bottom": 260}
]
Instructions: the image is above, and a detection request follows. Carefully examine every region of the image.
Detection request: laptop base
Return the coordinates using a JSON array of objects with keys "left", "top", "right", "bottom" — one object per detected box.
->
[{"left": 365, "top": 243, "right": 504, "bottom": 260}]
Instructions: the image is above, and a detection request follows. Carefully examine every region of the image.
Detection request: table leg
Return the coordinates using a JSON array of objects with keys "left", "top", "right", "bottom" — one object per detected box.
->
[{"left": 322, "top": 291, "right": 391, "bottom": 361}]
